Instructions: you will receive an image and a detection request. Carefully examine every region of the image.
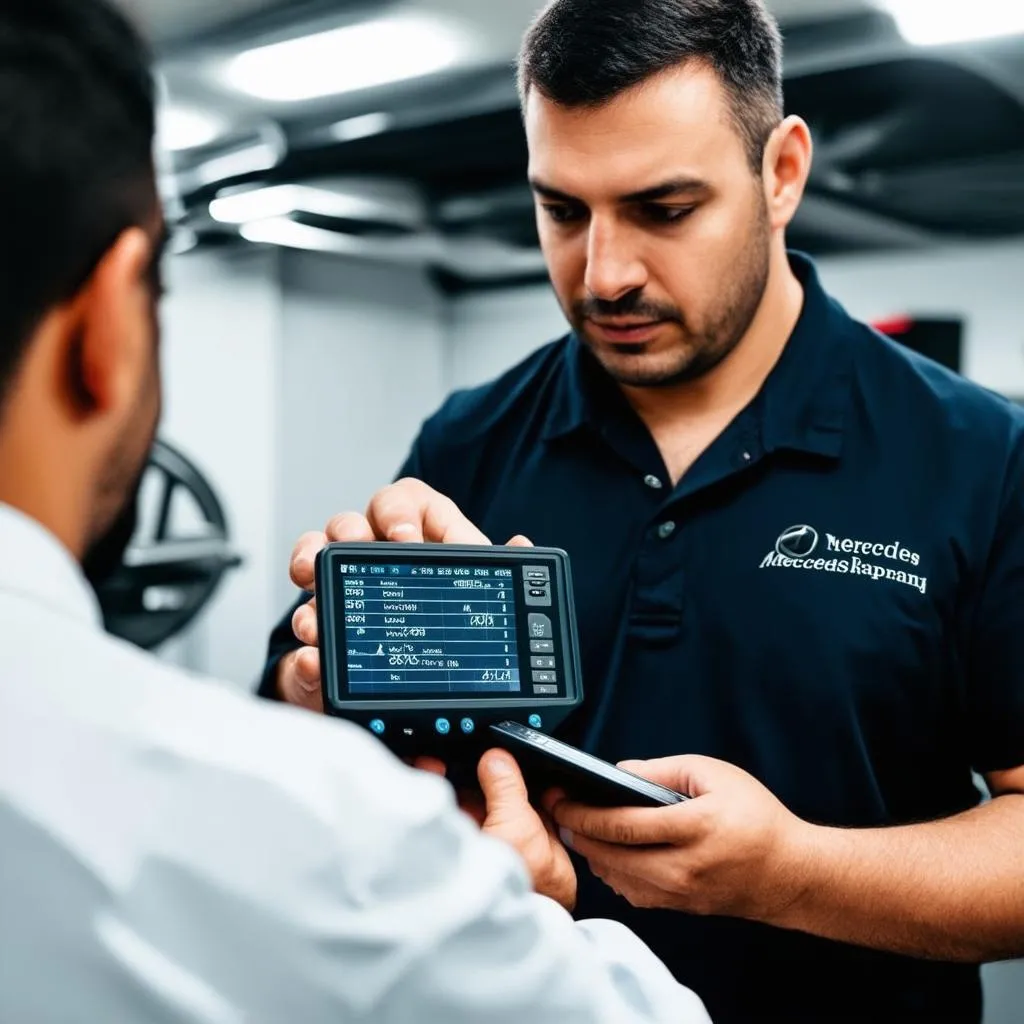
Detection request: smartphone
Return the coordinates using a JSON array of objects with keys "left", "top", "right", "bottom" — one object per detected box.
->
[{"left": 489, "top": 720, "right": 688, "bottom": 808}]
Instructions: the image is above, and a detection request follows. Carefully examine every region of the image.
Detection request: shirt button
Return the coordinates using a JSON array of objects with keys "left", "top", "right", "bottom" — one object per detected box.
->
[
  {"left": 741, "top": 451, "right": 752, "bottom": 462},
  {"left": 657, "top": 521, "right": 677, "bottom": 540},
  {"left": 644, "top": 474, "right": 664, "bottom": 490}
]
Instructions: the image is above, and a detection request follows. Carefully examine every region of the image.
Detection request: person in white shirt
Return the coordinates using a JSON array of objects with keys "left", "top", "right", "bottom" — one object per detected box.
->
[{"left": 0, "top": 2, "right": 711, "bottom": 1022}]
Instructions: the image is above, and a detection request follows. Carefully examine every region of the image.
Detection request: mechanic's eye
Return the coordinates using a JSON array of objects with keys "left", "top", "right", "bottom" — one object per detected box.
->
[
  {"left": 543, "top": 203, "right": 587, "bottom": 225},
  {"left": 641, "top": 205, "right": 695, "bottom": 225}
]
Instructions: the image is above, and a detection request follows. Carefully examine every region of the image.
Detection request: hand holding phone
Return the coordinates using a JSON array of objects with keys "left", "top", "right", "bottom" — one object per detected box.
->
[{"left": 489, "top": 721, "right": 688, "bottom": 808}]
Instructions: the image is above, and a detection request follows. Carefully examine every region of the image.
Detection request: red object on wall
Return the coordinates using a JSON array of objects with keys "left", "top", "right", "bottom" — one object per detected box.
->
[
  {"left": 871, "top": 316, "right": 914, "bottom": 336},
  {"left": 871, "top": 316, "right": 963, "bottom": 373}
]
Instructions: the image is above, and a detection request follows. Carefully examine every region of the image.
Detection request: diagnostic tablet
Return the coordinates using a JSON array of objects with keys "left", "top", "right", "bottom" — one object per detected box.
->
[{"left": 316, "top": 543, "right": 583, "bottom": 754}]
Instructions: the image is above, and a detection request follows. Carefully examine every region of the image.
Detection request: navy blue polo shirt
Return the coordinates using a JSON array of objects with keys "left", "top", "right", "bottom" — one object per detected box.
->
[{"left": 261, "top": 253, "right": 1024, "bottom": 1022}]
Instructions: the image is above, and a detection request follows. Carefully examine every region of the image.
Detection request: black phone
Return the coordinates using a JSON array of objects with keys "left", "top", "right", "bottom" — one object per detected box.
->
[{"left": 489, "top": 720, "right": 688, "bottom": 808}]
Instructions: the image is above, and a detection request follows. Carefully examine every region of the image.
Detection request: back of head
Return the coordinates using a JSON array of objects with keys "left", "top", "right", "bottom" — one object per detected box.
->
[
  {"left": 0, "top": 0, "right": 157, "bottom": 417},
  {"left": 518, "top": 0, "right": 784, "bottom": 171}
]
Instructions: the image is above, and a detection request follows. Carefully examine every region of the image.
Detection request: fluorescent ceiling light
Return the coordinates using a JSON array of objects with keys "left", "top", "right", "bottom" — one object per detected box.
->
[
  {"left": 330, "top": 112, "right": 392, "bottom": 142},
  {"left": 240, "top": 216, "right": 550, "bottom": 279},
  {"left": 209, "top": 183, "right": 418, "bottom": 226},
  {"left": 190, "top": 141, "right": 281, "bottom": 190},
  {"left": 211, "top": 185, "right": 305, "bottom": 224},
  {"left": 241, "top": 218, "right": 374, "bottom": 254},
  {"left": 222, "top": 15, "right": 472, "bottom": 103},
  {"left": 157, "top": 106, "right": 223, "bottom": 151},
  {"left": 239, "top": 217, "right": 437, "bottom": 260},
  {"left": 878, "top": 0, "right": 1024, "bottom": 45}
]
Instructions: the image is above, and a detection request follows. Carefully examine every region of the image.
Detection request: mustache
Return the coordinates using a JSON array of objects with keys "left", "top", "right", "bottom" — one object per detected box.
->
[{"left": 574, "top": 291, "right": 683, "bottom": 324}]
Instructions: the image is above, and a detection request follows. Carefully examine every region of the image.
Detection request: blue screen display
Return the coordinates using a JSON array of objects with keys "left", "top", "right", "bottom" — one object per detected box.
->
[{"left": 339, "top": 562, "right": 523, "bottom": 695}]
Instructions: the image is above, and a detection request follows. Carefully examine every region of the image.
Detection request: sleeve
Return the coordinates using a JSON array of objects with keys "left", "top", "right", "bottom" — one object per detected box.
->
[
  {"left": 313, "top": 731, "right": 711, "bottom": 1024},
  {"left": 966, "top": 435, "right": 1024, "bottom": 774},
  {"left": 121, "top": 702, "right": 711, "bottom": 1024}
]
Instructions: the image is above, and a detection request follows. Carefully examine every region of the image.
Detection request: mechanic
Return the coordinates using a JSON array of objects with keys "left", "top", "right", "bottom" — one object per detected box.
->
[{"left": 263, "top": 1, "right": 1024, "bottom": 1021}]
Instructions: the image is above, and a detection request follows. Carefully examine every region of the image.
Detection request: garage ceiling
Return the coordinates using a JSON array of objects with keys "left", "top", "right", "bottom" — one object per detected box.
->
[
  {"left": 113, "top": 0, "right": 1024, "bottom": 290},
  {"left": 118, "top": 0, "right": 285, "bottom": 45},
  {"left": 121, "top": 0, "right": 876, "bottom": 46}
]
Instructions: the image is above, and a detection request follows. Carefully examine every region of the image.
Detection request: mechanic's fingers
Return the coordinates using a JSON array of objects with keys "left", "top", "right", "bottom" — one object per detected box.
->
[
  {"left": 478, "top": 749, "right": 531, "bottom": 826},
  {"left": 366, "top": 480, "right": 428, "bottom": 542},
  {"left": 324, "top": 511, "right": 376, "bottom": 544},
  {"left": 414, "top": 757, "right": 448, "bottom": 778},
  {"left": 290, "top": 531, "right": 327, "bottom": 591},
  {"left": 615, "top": 754, "right": 724, "bottom": 798},
  {"left": 277, "top": 647, "right": 323, "bottom": 712},
  {"left": 367, "top": 479, "right": 490, "bottom": 545},
  {"left": 292, "top": 598, "right": 317, "bottom": 647},
  {"left": 506, "top": 534, "right": 534, "bottom": 547},
  {"left": 542, "top": 788, "right": 567, "bottom": 816}
]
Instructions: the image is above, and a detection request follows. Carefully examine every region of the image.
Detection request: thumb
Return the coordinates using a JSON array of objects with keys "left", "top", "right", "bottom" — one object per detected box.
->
[
  {"left": 478, "top": 749, "right": 530, "bottom": 823},
  {"left": 506, "top": 534, "right": 534, "bottom": 548},
  {"left": 616, "top": 754, "right": 718, "bottom": 797}
]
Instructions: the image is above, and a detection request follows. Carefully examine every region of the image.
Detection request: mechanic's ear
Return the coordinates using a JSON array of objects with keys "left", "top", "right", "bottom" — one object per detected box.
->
[
  {"left": 762, "top": 115, "right": 813, "bottom": 233},
  {"left": 73, "top": 226, "right": 157, "bottom": 417}
]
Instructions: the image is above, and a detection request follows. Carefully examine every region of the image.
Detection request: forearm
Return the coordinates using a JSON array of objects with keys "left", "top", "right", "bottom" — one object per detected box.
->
[{"left": 774, "top": 794, "right": 1024, "bottom": 961}]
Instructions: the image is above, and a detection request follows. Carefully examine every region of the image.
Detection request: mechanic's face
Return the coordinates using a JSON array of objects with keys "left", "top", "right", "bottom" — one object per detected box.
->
[
  {"left": 526, "top": 63, "right": 773, "bottom": 389},
  {"left": 82, "top": 222, "right": 164, "bottom": 587}
]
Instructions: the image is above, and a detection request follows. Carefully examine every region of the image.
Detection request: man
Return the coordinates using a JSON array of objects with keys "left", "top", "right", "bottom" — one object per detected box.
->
[
  {"left": 0, "top": 3, "right": 713, "bottom": 1021},
  {"left": 263, "top": 0, "right": 1024, "bottom": 1021}
]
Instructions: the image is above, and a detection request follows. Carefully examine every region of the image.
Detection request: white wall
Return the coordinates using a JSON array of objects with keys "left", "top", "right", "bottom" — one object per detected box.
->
[
  {"left": 817, "top": 239, "right": 1024, "bottom": 397},
  {"left": 276, "top": 253, "right": 447, "bottom": 612},
  {"left": 158, "top": 247, "right": 281, "bottom": 690},
  {"left": 448, "top": 282, "right": 567, "bottom": 390}
]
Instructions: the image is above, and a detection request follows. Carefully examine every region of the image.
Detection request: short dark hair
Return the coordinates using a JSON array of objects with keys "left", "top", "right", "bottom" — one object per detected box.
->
[
  {"left": 518, "top": 0, "right": 784, "bottom": 171},
  {"left": 0, "top": 0, "right": 158, "bottom": 412}
]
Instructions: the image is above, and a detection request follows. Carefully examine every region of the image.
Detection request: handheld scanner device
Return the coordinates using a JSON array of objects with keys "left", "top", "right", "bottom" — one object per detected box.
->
[{"left": 315, "top": 543, "right": 583, "bottom": 755}]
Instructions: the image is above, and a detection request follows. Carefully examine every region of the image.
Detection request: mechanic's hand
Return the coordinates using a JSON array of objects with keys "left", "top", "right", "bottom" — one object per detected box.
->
[
  {"left": 477, "top": 749, "right": 576, "bottom": 911},
  {"left": 276, "top": 479, "right": 531, "bottom": 709},
  {"left": 549, "top": 755, "right": 812, "bottom": 924},
  {"left": 412, "top": 756, "right": 487, "bottom": 825},
  {"left": 275, "top": 511, "right": 371, "bottom": 711}
]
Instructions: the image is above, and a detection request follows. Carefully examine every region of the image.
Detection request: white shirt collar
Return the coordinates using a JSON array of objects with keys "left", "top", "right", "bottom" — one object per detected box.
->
[{"left": 0, "top": 503, "right": 103, "bottom": 630}]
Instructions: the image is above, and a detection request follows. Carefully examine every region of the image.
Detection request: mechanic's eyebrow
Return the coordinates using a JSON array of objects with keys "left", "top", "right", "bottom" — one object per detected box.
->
[
  {"left": 619, "top": 177, "right": 711, "bottom": 203},
  {"left": 529, "top": 175, "right": 711, "bottom": 204}
]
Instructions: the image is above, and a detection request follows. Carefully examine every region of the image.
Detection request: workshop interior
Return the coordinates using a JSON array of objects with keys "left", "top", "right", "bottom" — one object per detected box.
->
[{"left": 56, "top": 0, "right": 1024, "bottom": 1018}]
